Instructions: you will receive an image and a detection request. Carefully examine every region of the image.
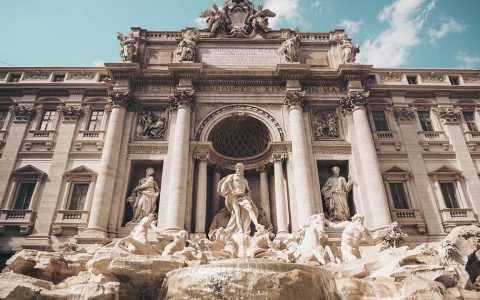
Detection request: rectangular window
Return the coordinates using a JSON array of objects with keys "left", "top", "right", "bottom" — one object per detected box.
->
[
  {"left": 448, "top": 76, "right": 459, "bottom": 85},
  {"left": 68, "top": 183, "right": 89, "bottom": 210},
  {"left": 54, "top": 75, "right": 65, "bottom": 82},
  {"left": 0, "top": 110, "right": 8, "bottom": 129},
  {"left": 87, "top": 110, "right": 104, "bottom": 131},
  {"left": 389, "top": 182, "right": 410, "bottom": 209},
  {"left": 407, "top": 75, "right": 418, "bottom": 85},
  {"left": 463, "top": 111, "right": 478, "bottom": 132},
  {"left": 440, "top": 182, "right": 460, "bottom": 209},
  {"left": 38, "top": 110, "right": 57, "bottom": 131},
  {"left": 372, "top": 110, "right": 390, "bottom": 131},
  {"left": 417, "top": 111, "right": 434, "bottom": 131},
  {"left": 13, "top": 182, "right": 36, "bottom": 210},
  {"left": 9, "top": 74, "right": 21, "bottom": 82}
]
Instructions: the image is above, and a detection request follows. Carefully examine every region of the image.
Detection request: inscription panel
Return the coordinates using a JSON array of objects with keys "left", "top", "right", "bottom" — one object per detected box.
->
[{"left": 199, "top": 48, "right": 278, "bottom": 66}]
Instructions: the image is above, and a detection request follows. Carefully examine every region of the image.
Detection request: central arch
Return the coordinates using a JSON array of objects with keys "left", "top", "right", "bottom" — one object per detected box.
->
[{"left": 195, "top": 104, "right": 285, "bottom": 142}]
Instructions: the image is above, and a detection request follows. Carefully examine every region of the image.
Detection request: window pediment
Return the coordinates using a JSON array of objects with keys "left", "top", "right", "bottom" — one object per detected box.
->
[
  {"left": 383, "top": 166, "right": 411, "bottom": 180},
  {"left": 64, "top": 166, "right": 97, "bottom": 181},
  {"left": 11, "top": 165, "right": 47, "bottom": 180}
]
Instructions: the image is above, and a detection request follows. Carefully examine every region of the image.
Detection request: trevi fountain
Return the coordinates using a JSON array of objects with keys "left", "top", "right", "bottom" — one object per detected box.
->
[{"left": 0, "top": 0, "right": 479, "bottom": 299}]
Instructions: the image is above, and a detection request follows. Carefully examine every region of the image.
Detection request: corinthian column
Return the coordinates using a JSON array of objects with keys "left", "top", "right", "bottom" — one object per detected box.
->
[
  {"left": 272, "top": 154, "right": 289, "bottom": 234},
  {"left": 256, "top": 164, "right": 271, "bottom": 222},
  {"left": 340, "top": 90, "right": 391, "bottom": 227},
  {"left": 164, "top": 90, "right": 195, "bottom": 232},
  {"left": 284, "top": 90, "right": 315, "bottom": 222},
  {"left": 194, "top": 153, "right": 208, "bottom": 234},
  {"left": 81, "top": 90, "right": 134, "bottom": 241}
]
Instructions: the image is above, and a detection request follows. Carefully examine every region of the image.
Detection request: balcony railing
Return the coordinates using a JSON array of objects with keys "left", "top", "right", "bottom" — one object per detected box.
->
[
  {"left": 0, "top": 209, "right": 36, "bottom": 234},
  {"left": 390, "top": 209, "right": 424, "bottom": 223},
  {"left": 440, "top": 208, "right": 478, "bottom": 232},
  {"left": 464, "top": 131, "right": 480, "bottom": 141},
  {"left": 373, "top": 131, "right": 401, "bottom": 151},
  {"left": 417, "top": 131, "right": 449, "bottom": 151},
  {"left": 52, "top": 210, "right": 89, "bottom": 235},
  {"left": 74, "top": 130, "right": 105, "bottom": 151},
  {"left": 24, "top": 130, "right": 56, "bottom": 151}
]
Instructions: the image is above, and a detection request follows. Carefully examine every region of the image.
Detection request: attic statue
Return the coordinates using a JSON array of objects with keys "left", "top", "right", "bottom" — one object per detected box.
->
[
  {"left": 116, "top": 32, "right": 136, "bottom": 62},
  {"left": 279, "top": 30, "right": 301, "bottom": 63}
]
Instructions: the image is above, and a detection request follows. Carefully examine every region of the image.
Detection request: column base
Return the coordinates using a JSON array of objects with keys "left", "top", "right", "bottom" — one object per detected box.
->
[{"left": 75, "top": 228, "right": 111, "bottom": 245}]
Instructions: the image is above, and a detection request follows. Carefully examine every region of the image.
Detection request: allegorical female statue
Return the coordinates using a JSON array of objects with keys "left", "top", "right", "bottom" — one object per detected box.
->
[
  {"left": 127, "top": 167, "right": 160, "bottom": 222},
  {"left": 279, "top": 30, "right": 301, "bottom": 63},
  {"left": 217, "top": 163, "right": 264, "bottom": 235},
  {"left": 321, "top": 166, "right": 353, "bottom": 222}
]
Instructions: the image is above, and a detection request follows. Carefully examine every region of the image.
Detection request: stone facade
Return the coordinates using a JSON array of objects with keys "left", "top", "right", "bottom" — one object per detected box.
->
[{"left": 0, "top": 17, "right": 479, "bottom": 258}]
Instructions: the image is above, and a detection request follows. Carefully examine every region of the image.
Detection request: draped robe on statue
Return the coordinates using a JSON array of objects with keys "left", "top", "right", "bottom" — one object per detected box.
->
[{"left": 218, "top": 174, "right": 258, "bottom": 235}]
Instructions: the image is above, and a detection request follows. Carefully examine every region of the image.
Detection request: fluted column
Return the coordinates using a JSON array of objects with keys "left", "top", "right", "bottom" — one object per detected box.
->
[
  {"left": 82, "top": 90, "right": 133, "bottom": 240},
  {"left": 340, "top": 90, "right": 391, "bottom": 227},
  {"left": 256, "top": 164, "right": 271, "bottom": 222},
  {"left": 164, "top": 90, "right": 195, "bottom": 232},
  {"left": 211, "top": 166, "right": 222, "bottom": 215},
  {"left": 194, "top": 153, "right": 208, "bottom": 234},
  {"left": 272, "top": 154, "right": 288, "bottom": 234},
  {"left": 284, "top": 90, "right": 315, "bottom": 222}
]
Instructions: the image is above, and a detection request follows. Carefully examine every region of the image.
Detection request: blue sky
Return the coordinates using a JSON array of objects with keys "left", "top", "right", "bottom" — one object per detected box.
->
[{"left": 0, "top": 0, "right": 478, "bottom": 69}]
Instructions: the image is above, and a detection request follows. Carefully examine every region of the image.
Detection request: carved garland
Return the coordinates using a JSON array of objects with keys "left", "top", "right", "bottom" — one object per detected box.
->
[
  {"left": 437, "top": 107, "right": 463, "bottom": 123},
  {"left": 195, "top": 104, "right": 285, "bottom": 141}
]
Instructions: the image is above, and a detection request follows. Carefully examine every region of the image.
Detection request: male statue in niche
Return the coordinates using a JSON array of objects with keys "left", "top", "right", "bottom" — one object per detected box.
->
[
  {"left": 321, "top": 166, "right": 353, "bottom": 222},
  {"left": 217, "top": 163, "right": 264, "bottom": 236}
]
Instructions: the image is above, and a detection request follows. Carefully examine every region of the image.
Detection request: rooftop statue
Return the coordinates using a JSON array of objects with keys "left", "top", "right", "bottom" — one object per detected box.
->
[
  {"left": 279, "top": 30, "right": 301, "bottom": 63},
  {"left": 116, "top": 32, "right": 137, "bottom": 62},
  {"left": 340, "top": 39, "right": 360, "bottom": 64},
  {"left": 199, "top": 1, "right": 276, "bottom": 37},
  {"left": 175, "top": 29, "right": 199, "bottom": 62}
]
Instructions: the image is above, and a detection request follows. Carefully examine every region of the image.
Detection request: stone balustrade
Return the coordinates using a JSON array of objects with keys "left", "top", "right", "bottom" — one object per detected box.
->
[
  {"left": 417, "top": 131, "right": 449, "bottom": 151},
  {"left": 52, "top": 210, "right": 90, "bottom": 235},
  {"left": 440, "top": 208, "right": 478, "bottom": 232},
  {"left": 372, "top": 131, "right": 401, "bottom": 151},
  {"left": 0, "top": 209, "right": 36, "bottom": 234}
]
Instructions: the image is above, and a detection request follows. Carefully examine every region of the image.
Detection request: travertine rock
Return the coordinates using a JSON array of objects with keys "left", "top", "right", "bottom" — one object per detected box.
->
[
  {"left": 336, "top": 278, "right": 398, "bottom": 300},
  {"left": 0, "top": 272, "right": 50, "bottom": 300},
  {"left": 401, "top": 275, "right": 447, "bottom": 300},
  {"left": 6, "top": 249, "right": 90, "bottom": 284}
]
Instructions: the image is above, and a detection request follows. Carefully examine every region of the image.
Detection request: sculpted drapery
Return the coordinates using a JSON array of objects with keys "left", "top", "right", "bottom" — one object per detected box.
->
[{"left": 127, "top": 168, "right": 160, "bottom": 222}]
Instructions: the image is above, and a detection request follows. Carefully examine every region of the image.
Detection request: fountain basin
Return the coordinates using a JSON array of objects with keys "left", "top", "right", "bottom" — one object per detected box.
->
[{"left": 159, "top": 259, "right": 340, "bottom": 300}]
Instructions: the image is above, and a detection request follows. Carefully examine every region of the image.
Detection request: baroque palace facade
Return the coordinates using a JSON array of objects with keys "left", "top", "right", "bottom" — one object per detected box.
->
[{"left": 0, "top": 1, "right": 479, "bottom": 257}]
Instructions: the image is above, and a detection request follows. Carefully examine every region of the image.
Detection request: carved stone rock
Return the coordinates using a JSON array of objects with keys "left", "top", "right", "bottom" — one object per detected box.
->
[{"left": 312, "top": 110, "right": 340, "bottom": 140}]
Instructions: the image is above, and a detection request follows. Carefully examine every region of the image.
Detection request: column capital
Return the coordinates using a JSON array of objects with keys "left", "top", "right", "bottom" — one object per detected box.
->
[
  {"left": 284, "top": 89, "right": 309, "bottom": 111},
  {"left": 437, "top": 106, "right": 462, "bottom": 124},
  {"left": 393, "top": 106, "right": 417, "bottom": 123},
  {"left": 271, "top": 153, "right": 287, "bottom": 163},
  {"left": 169, "top": 89, "right": 195, "bottom": 111},
  {"left": 256, "top": 164, "right": 271, "bottom": 173},
  {"left": 339, "top": 89, "right": 369, "bottom": 113},
  {"left": 9, "top": 105, "right": 36, "bottom": 122},
  {"left": 194, "top": 152, "right": 209, "bottom": 162},
  {"left": 108, "top": 89, "right": 136, "bottom": 109},
  {"left": 57, "top": 105, "right": 83, "bottom": 122}
]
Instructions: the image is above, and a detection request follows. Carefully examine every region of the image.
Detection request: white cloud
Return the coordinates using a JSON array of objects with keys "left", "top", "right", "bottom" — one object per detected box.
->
[
  {"left": 311, "top": 0, "right": 322, "bottom": 13},
  {"left": 193, "top": 17, "right": 205, "bottom": 28},
  {"left": 338, "top": 19, "right": 363, "bottom": 36},
  {"left": 456, "top": 51, "right": 480, "bottom": 69},
  {"left": 92, "top": 60, "right": 104, "bottom": 67},
  {"left": 358, "top": 0, "right": 436, "bottom": 67},
  {"left": 427, "top": 17, "right": 467, "bottom": 43},
  {"left": 264, "top": 0, "right": 301, "bottom": 28}
]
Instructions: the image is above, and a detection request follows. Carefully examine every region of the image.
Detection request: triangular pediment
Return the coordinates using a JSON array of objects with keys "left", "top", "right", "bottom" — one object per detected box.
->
[
  {"left": 12, "top": 165, "right": 47, "bottom": 176},
  {"left": 428, "top": 165, "right": 461, "bottom": 176},
  {"left": 64, "top": 165, "right": 96, "bottom": 176},
  {"left": 384, "top": 167, "right": 408, "bottom": 174}
]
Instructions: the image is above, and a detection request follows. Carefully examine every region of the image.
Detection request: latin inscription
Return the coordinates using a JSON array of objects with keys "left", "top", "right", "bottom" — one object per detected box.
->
[
  {"left": 199, "top": 48, "right": 278, "bottom": 66},
  {"left": 134, "top": 85, "right": 346, "bottom": 95}
]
